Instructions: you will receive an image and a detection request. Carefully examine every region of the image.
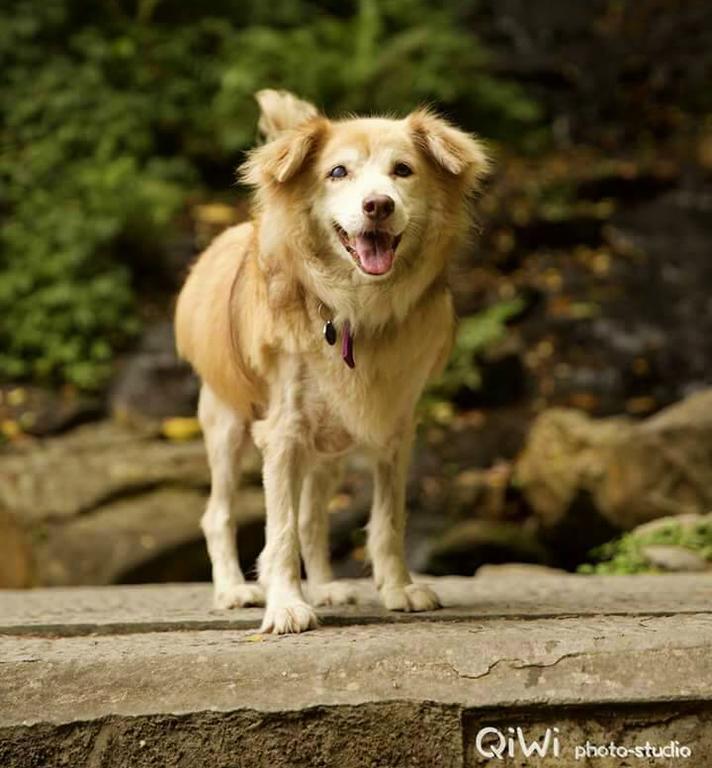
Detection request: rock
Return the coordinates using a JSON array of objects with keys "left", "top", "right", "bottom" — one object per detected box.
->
[
  {"left": 475, "top": 563, "right": 567, "bottom": 579},
  {"left": 515, "top": 407, "right": 630, "bottom": 527},
  {"left": 0, "top": 510, "right": 33, "bottom": 588},
  {"left": 450, "top": 463, "right": 512, "bottom": 518},
  {"left": 109, "top": 321, "right": 199, "bottom": 426},
  {"left": 0, "top": 385, "right": 104, "bottom": 437},
  {"left": 0, "top": 422, "right": 212, "bottom": 522},
  {"left": 0, "top": 421, "right": 263, "bottom": 586},
  {"left": 634, "top": 513, "right": 712, "bottom": 573},
  {"left": 633, "top": 512, "right": 711, "bottom": 537},
  {"left": 601, "top": 390, "right": 712, "bottom": 527},
  {"left": 424, "top": 519, "right": 547, "bottom": 576},
  {"left": 641, "top": 545, "right": 710, "bottom": 573},
  {"left": 35, "top": 487, "right": 265, "bottom": 586},
  {"left": 517, "top": 389, "right": 712, "bottom": 533},
  {"left": 1, "top": 575, "right": 711, "bottom": 767}
]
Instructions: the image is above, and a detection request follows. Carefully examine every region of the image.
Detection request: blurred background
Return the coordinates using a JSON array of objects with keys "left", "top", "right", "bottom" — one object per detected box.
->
[{"left": 2, "top": 0, "right": 711, "bottom": 590}]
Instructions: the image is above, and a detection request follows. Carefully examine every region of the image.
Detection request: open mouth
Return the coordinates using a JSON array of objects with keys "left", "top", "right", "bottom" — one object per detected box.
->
[{"left": 333, "top": 224, "right": 402, "bottom": 276}]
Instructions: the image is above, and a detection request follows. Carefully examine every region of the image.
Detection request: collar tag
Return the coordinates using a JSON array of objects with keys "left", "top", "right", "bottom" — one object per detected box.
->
[{"left": 323, "top": 320, "right": 337, "bottom": 345}]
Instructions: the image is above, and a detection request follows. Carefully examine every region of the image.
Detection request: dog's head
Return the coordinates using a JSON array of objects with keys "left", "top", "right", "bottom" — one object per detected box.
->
[{"left": 242, "top": 92, "right": 489, "bottom": 284}]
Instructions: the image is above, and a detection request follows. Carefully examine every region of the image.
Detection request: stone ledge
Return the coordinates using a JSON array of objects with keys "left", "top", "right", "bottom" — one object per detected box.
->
[
  {"left": 1, "top": 572, "right": 711, "bottom": 767},
  {"left": 1, "top": 572, "right": 710, "bottom": 636}
]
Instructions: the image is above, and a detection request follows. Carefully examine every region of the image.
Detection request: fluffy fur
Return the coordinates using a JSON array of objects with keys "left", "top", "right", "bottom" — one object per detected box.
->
[{"left": 175, "top": 90, "right": 489, "bottom": 633}]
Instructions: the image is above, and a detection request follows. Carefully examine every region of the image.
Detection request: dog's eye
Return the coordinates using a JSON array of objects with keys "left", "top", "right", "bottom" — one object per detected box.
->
[
  {"left": 328, "top": 165, "right": 348, "bottom": 179},
  {"left": 393, "top": 162, "right": 413, "bottom": 178}
]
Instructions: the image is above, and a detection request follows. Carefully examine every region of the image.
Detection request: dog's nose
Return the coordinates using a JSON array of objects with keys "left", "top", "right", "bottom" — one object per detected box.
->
[{"left": 362, "top": 195, "right": 395, "bottom": 221}]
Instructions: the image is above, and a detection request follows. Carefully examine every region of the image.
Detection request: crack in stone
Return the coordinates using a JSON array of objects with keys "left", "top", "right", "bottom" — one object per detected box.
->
[
  {"left": 451, "top": 642, "right": 712, "bottom": 681},
  {"left": 451, "top": 651, "right": 594, "bottom": 680}
]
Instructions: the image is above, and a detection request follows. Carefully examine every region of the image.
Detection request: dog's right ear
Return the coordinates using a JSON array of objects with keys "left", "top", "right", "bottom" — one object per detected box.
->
[
  {"left": 255, "top": 89, "right": 320, "bottom": 142},
  {"left": 240, "top": 117, "right": 330, "bottom": 187}
]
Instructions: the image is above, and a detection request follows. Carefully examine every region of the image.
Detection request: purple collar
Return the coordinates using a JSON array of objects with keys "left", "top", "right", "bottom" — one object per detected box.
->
[
  {"left": 322, "top": 314, "right": 355, "bottom": 369},
  {"left": 341, "top": 319, "right": 355, "bottom": 368}
]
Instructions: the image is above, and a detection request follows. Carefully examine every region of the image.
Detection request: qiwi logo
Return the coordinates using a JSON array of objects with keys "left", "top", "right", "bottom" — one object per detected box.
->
[{"left": 475, "top": 726, "right": 561, "bottom": 760}]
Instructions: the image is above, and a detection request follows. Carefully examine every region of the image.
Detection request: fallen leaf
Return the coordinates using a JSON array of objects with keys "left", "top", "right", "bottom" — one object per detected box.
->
[{"left": 161, "top": 417, "right": 202, "bottom": 441}]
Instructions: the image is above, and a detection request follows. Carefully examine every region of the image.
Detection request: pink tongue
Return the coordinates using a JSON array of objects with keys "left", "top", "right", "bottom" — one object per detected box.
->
[{"left": 354, "top": 232, "right": 395, "bottom": 275}]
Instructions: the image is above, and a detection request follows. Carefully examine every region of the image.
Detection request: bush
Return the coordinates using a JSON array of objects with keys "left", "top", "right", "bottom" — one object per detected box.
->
[
  {"left": 427, "top": 297, "right": 525, "bottom": 400},
  {"left": 578, "top": 520, "right": 712, "bottom": 575},
  {"left": 214, "top": 0, "right": 542, "bottom": 150},
  {"left": 1, "top": 0, "right": 541, "bottom": 389}
]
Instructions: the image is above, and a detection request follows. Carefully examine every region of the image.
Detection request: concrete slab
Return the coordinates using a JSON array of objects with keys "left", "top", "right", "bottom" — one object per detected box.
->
[
  {"left": 1, "top": 571, "right": 709, "bottom": 636},
  {"left": 1, "top": 573, "right": 711, "bottom": 767}
]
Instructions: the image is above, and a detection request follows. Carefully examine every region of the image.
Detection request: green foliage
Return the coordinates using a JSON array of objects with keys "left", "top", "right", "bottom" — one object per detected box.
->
[
  {"left": 1, "top": 2, "right": 204, "bottom": 387},
  {"left": 214, "top": 0, "right": 542, "bottom": 151},
  {"left": 1, "top": 0, "right": 541, "bottom": 389},
  {"left": 433, "top": 298, "right": 525, "bottom": 398},
  {"left": 578, "top": 520, "right": 712, "bottom": 575}
]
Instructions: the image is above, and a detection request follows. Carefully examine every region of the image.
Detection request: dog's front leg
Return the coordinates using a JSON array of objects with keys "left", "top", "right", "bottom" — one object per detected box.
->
[
  {"left": 369, "top": 428, "right": 441, "bottom": 613},
  {"left": 255, "top": 388, "right": 317, "bottom": 634}
]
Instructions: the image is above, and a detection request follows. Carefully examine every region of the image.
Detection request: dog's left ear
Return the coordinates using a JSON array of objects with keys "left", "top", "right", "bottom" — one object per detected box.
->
[
  {"left": 409, "top": 109, "right": 490, "bottom": 189},
  {"left": 240, "top": 117, "right": 330, "bottom": 186}
]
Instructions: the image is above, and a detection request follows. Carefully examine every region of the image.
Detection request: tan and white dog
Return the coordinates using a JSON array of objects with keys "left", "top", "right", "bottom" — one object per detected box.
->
[{"left": 175, "top": 90, "right": 489, "bottom": 634}]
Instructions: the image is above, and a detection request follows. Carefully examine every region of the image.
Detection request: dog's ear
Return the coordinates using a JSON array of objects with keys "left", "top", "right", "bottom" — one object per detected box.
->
[
  {"left": 409, "top": 109, "right": 490, "bottom": 189},
  {"left": 240, "top": 117, "right": 329, "bottom": 186},
  {"left": 255, "top": 89, "right": 320, "bottom": 143}
]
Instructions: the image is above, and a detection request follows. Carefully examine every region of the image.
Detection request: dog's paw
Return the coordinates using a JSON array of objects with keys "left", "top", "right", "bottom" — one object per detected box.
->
[
  {"left": 308, "top": 580, "right": 359, "bottom": 607},
  {"left": 260, "top": 600, "right": 318, "bottom": 634},
  {"left": 214, "top": 583, "right": 265, "bottom": 609},
  {"left": 380, "top": 583, "right": 441, "bottom": 613}
]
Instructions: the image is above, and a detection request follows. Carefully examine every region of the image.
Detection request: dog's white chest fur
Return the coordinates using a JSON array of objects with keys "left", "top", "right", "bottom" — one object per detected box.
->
[{"left": 292, "top": 289, "right": 453, "bottom": 454}]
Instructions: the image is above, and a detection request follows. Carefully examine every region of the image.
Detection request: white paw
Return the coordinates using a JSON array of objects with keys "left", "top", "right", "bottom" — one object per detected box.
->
[
  {"left": 214, "top": 583, "right": 265, "bottom": 609},
  {"left": 308, "top": 580, "right": 359, "bottom": 607},
  {"left": 260, "top": 600, "right": 318, "bottom": 635},
  {"left": 380, "top": 583, "right": 441, "bottom": 613}
]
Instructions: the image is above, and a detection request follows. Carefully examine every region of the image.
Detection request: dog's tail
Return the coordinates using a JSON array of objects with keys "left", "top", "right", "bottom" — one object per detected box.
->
[{"left": 255, "top": 89, "right": 319, "bottom": 143}]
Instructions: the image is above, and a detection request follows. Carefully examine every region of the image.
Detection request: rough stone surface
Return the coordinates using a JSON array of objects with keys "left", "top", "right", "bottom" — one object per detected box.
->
[
  {"left": 602, "top": 390, "right": 712, "bottom": 527},
  {"left": 515, "top": 408, "right": 628, "bottom": 527},
  {"left": 1, "top": 423, "right": 213, "bottom": 521},
  {"left": 35, "top": 487, "right": 265, "bottom": 586},
  {"left": 0, "top": 423, "right": 262, "bottom": 586},
  {"left": 516, "top": 388, "right": 712, "bottom": 532},
  {"left": 641, "top": 545, "right": 711, "bottom": 573},
  {"left": 634, "top": 512, "right": 712, "bottom": 537},
  {"left": 1, "top": 573, "right": 710, "bottom": 636},
  {"left": 0, "top": 574, "right": 710, "bottom": 767}
]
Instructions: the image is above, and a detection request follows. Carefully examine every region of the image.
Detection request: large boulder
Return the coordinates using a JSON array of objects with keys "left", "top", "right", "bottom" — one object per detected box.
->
[
  {"left": 0, "top": 422, "right": 263, "bottom": 587},
  {"left": 601, "top": 390, "right": 712, "bottom": 527},
  {"left": 515, "top": 408, "right": 628, "bottom": 528},
  {"left": 517, "top": 389, "right": 712, "bottom": 534}
]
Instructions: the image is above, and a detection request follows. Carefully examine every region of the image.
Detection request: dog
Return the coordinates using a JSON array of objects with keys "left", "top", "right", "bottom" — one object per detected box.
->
[{"left": 175, "top": 90, "right": 489, "bottom": 633}]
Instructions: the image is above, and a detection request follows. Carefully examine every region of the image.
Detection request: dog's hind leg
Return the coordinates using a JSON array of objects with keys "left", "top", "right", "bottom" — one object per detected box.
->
[
  {"left": 368, "top": 426, "right": 441, "bottom": 613},
  {"left": 299, "top": 459, "right": 358, "bottom": 607},
  {"left": 199, "top": 385, "right": 264, "bottom": 609}
]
